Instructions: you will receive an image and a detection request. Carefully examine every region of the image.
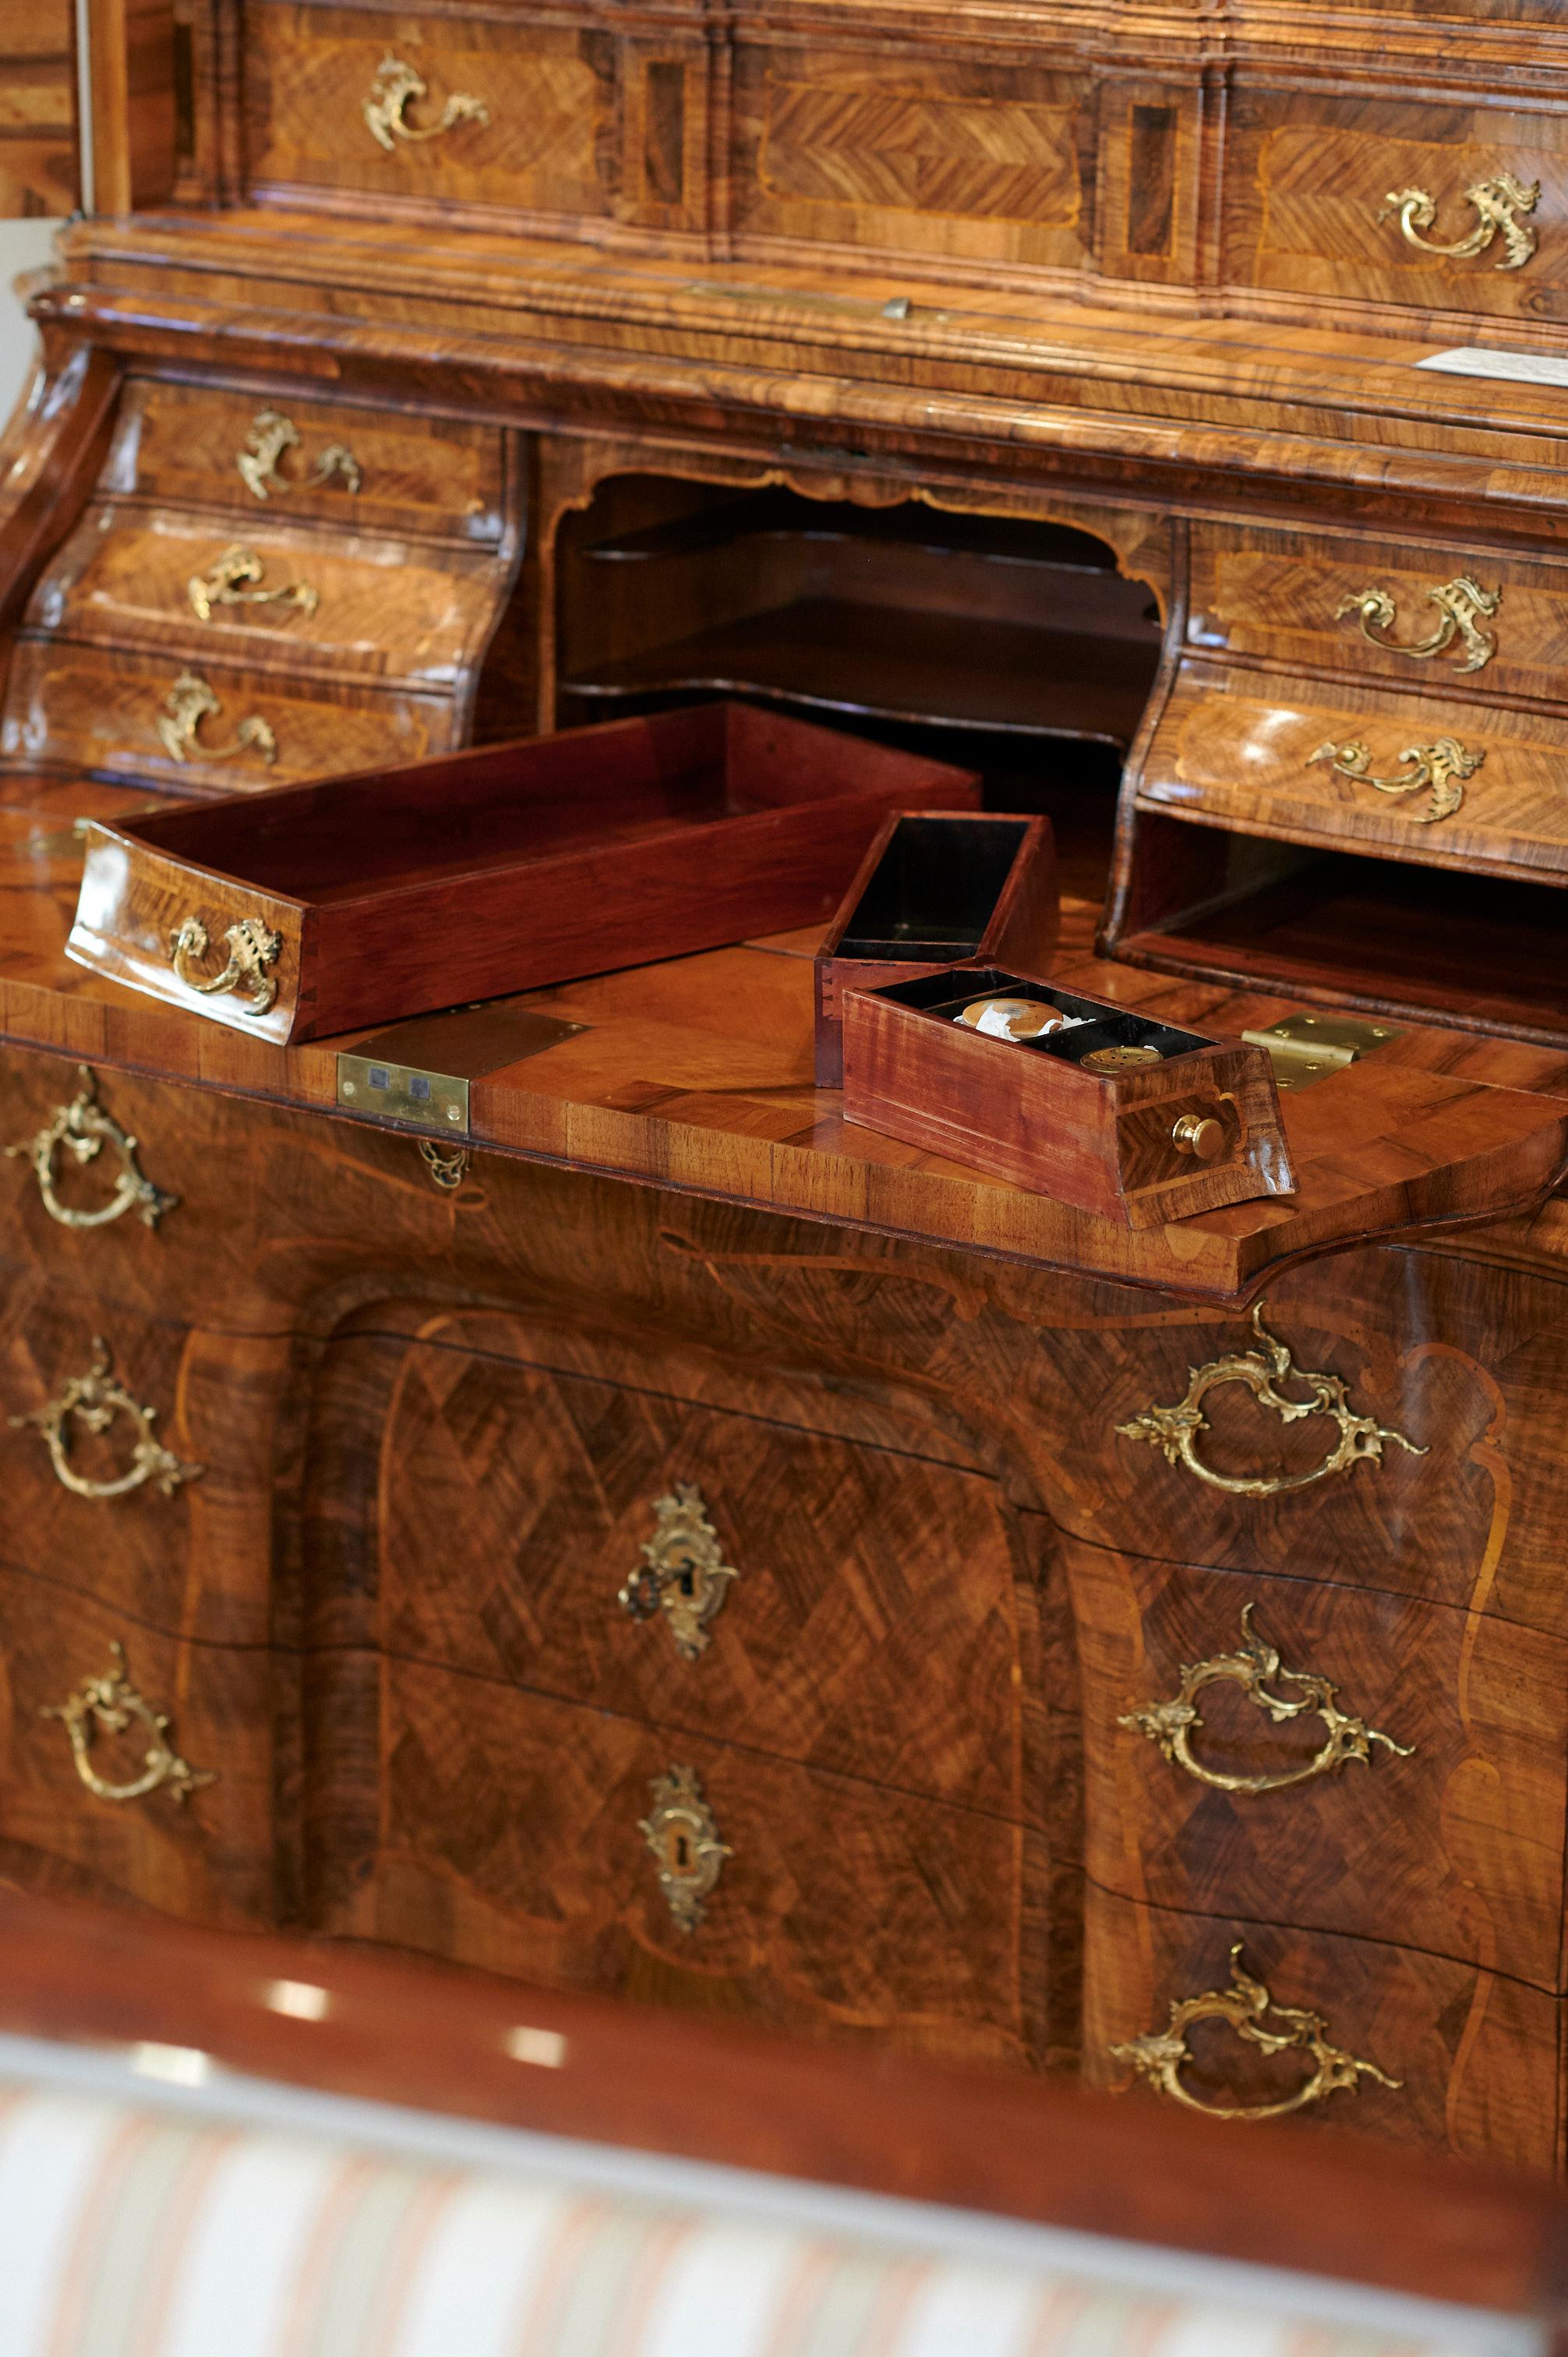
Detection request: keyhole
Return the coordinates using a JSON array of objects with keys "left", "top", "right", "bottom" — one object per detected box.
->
[
  {"left": 676, "top": 1560, "right": 696, "bottom": 1598},
  {"left": 671, "top": 1830, "right": 691, "bottom": 1871}
]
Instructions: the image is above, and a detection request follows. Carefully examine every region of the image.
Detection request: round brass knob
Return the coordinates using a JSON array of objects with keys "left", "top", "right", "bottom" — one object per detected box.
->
[{"left": 1171, "top": 1112, "right": 1225, "bottom": 1161}]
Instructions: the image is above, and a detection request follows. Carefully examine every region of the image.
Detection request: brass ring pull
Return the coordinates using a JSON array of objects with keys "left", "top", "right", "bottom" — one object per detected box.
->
[
  {"left": 1333, "top": 575, "right": 1499, "bottom": 674},
  {"left": 1380, "top": 174, "right": 1539, "bottom": 272},
  {"left": 5, "top": 1066, "right": 177, "bottom": 1231},
  {"left": 1116, "top": 1300, "right": 1426, "bottom": 1497},
  {"left": 1119, "top": 1603, "right": 1413, "bottom": 1794},
  {"left": 168, "top": 915, "right": 282, "bottom": 1019},
  {"left": 188, "top": 543, "right": 319, "bottom": 624},
  {"left": 1309, "top": 735, "right": 1483, "bottom": 826},
  {"left": 619, "top": 1482, "right": 738, "bottom": 1661},
  {"left": 156, "top": 670, "right": 276, "bottom": 768},
  {"left": 43, "top": 1641, "right": 215, "bottom": 1804},
  {"left": 364, "top": 53, "right": 489, "bottom": 152},
  {"left": 238, "top": 408, "right": 362, "bottom": 501},
  {"left": 640, "top": 1765, "right": 731, "bottom": 1932},
  {"left": 1111, "top": 1946, "right": 1400, "bottom": 2122},
  {"left": 11, "top": 1339, "right": 203, "bottom": 1500}
]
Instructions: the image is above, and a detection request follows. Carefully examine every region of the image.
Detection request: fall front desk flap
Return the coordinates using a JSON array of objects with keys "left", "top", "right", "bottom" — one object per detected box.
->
[{"left": 64, "top": 702, "right": 981, "bottom": 1044}]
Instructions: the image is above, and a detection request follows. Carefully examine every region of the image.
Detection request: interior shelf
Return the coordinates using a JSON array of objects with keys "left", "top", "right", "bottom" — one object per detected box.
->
[
  {"left": 577, "top": 490, "right": 1121, "bottom": 572},
  {"left": 562, "top": 598, "right": 1159, "bottom": 746}
]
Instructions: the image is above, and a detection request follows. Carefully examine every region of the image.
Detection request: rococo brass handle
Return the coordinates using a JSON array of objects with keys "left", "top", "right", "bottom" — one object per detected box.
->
[
  {"left": 1380, "top": 173, "right": 1540, "bottom": 273},
  {"left": 238, "top": 408, "right": 362, "bottom": 502},
  {"left": 168, "top": 915, "right": 283, "bottom": 1019},
  {"left": 43, "top": 1641, "right": 215, "bottom": 1804},
  {"left": 618, "top": 1482, "right": 738, "bottom": 1660},
  {"left": 364, "top": 53, "right": 490, "bottom": 153},
  {"left": 1119, "top": 1603, "right": 1413, "bottom": 1795},
  {"left": 12, "top": 1340, "right": 203, "bottom": 1500},
  {"left": 1115, "top": 1299, "right": 1426, "bottom": 1497},
  {"left": 1308, "top": 734, "right": 1483, "bottom": 825},
  {"left": 157, "top": 670, "right": 276, "bottom": 768},
  {"left": 640, "top": 1764, "right": 731, "bottom": 1932},
  {"left": 5, "top": 1065, "right": 177, "bottom": 1232},
  {"left": 1333, "top": 574, "right": 1500, "bottom": 673},
  {"left": 188, "top": 543, "right": 320, "bottom": 624},
  {"left": 1111, "top": 1946, "right": 1400, "bottom": 2123}
]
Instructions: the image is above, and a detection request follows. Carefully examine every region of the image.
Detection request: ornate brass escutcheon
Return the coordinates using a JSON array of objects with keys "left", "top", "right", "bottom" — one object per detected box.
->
[
  {"left": 1119, "top": 1603, "right": 1413, "bottom": 1795},
  {"left": 1308, "top": 734, "right": 1484, "bottom": 825},
  {"left": 1111, "top": 1947, "right": 1400, "bottom": 2123},
  {"left": 43, "top": 1641, "right": 215, "bottom": 1804},
  {"left": 618, "top": 1482, "right": 738, "bottom": 1661},
  {"left": 418, "top": 1139, "right": 471, "bottom": 1192},
  {"left": 12, "top": 1340, "right": 203, "bottom": 1500},
  {"left": 640, "top": 1764, "right": 732, "bottom": 1932},
  {"left": 168, "top": 915, "right": 283, "bottom": 1019},
  {"left": 5, "top": 1066, "right": 177, "bottom": 1232},
  {"left": 1380, "top": 173, "right": 1540, "bottom": 272},
  {"left": 156, "top": 670, "right": 277, "bottom": 768},
  {"left": 188, "top": 542, "right": 320, "bottom": 624},
  {"left": 1115, "top": 1300, "right": 1426, "bottom": 1498},
  {"left": 1333, "top": 574, "right": 1500, "bottom": 673},
  {"left": 364, "top": 54, "right": 490, "bottom": 153},
  {"left": 237, "top": 408, "right": 362, "bottom": 501}
]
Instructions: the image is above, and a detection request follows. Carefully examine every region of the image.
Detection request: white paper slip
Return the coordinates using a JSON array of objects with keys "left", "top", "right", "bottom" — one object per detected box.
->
[{"left": 1416, "top": 345, "right": 1568, "bottom": 389}]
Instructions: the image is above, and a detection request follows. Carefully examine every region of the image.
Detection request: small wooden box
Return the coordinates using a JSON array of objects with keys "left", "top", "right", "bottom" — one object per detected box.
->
[
  {"left": 65, "top": 703, "right": 980, "bottom": 1044},
  {"left": 842, "top": 966, "right": 1295, "bottom": 1228},
  {"left": 814, "top": 811, "right": 1054, "bottom": 1086}
]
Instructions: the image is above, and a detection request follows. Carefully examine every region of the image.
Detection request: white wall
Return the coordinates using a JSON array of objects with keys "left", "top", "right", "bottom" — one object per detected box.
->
[{"left": 0, "top": 221, "right": 65, "bottom": 431}]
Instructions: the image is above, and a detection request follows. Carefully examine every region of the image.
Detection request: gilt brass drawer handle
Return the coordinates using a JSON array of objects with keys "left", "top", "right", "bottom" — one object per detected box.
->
[
  {"left": 43, "top": 1641, "right": 215, "bottom": 1804},
  {"left": 1116, "top": 1299, "right": 1426, "bottom": 1498},
  {"left": 640, "top": 1765, "right": 731, "bottom": 1933},
  {"left": 1120, "top": 1603, "right": 1413, "bottom": 1795},
  {"left": 238, "top": 408, "right": 362, "bottom": 501},
  {"left": 365, "top": 54, "right": 490, "bottom": 153},
  {"left": 1309, "top": 734, "right": 1483, "bottom": 826},
  {"left": 1111, "top": 1946, "right": 1399, "bottom": 2123},
  {"left": 12, "top": 1340, "right": 203, "bottom": 1500},
  {"left": 1381, "top": 174, "right": 1539, "bottom": 273},
  {"left": 1333, "top": 575, "right": 1499, "bottom": 673},
  {"left": 5, "top": 1066, "right": 177, "bottom": 1232},
  {"left": 157, "top": 670, "right": 277, "bottom": 768},
  {"left": 188, "top": 543, "right": 319, "bottom": 624},
  {"left": 168, "top": 915, "right": 282, "bottom": 1019},
  {"left": 619, "top": 1482, "right": 737, "bottom": 1661}
]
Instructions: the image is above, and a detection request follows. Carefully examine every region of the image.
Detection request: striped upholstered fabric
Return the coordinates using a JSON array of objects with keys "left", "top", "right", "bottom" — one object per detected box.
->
[{"left": 0, "top": 2078, "right": 1529, "bottom": 2357}]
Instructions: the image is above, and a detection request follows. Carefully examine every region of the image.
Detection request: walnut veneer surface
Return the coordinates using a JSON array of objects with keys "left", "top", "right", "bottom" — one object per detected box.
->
[{"left": 8, "top": 0, "right": 1568, "bottom": 2177}]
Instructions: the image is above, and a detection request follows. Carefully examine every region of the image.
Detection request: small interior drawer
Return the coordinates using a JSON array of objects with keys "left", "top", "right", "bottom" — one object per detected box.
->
[
  {"left": 1187, "top": 522, "right": 1568, "bottom": 705},
  {"left": 1224, "top": 85, "right": 1568, "bottom": 328},
  {"left": 1083, "top": 1884, "right": 1559, "bottom": 2166},
  {"left": 1138, "top": 660, "right": 1568, "bottom": 882},
  {"left": 0, "top": 1561, "right": 274, "bottom": 1926},
  {"left": 103, "top": 380, "right": 510, "bottom": 546},
  {"left": 25, "top": 505, "right": 505, "bottom": 691},
  {"left": 0, "top": 638, "right": 455, "bottom": 792},
  {"left": 1067, "top": 1542, "right": 1568, "bottom": 1988}
]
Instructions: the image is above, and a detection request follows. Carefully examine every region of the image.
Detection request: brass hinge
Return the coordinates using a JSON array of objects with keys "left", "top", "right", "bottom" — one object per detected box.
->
[{"left": 1240, "top": 1012, "right": 1400, "bottom": 1091}]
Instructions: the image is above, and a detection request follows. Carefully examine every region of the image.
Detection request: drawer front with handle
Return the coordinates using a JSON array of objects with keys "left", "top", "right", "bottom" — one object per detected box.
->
[
  {"left": 0, "top": 1564, "right": 271, "bottom": 1924},
  {"left": 1084, "top": 1886, "right": 1559, "bottom": 2165},
  {"left": 1067, "top": 1542, "right": 1567, "bottom": 1986},
  {"left": 1224, "top": 88, "right": 1568, "bottom": 328},
  {"left": 244, "top": 6, "right": 616, "bottom": 229},
  {"left": 1, "top": 639, "right": 453, "bottom": 790},
  {"left": 1136, "top": 660, "right": 1568, "bottom": 883},
  {"left": 303, "top": 1651, "right": 1047, "bottom": 2068},
  {"left": 1188, "top": 523, "right": 1568, "bottom": 705},
  {"left": 102, "top": 381, "right": 508, "bottom": 546},
  {"left": 302, "top": 1317, "right": 1042, "bottom": 1822}
]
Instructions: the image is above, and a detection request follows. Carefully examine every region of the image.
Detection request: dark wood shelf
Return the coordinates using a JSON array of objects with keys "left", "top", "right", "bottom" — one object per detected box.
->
[
  {"left": 577, "top": 490, "right": 1119, "bottom": 571},
  {"left": 1122, "top": 852, "right": 1568, "bottom": 1048},
  {"left": 562, "top": 599, "right": 1158, "bottom": 746}
]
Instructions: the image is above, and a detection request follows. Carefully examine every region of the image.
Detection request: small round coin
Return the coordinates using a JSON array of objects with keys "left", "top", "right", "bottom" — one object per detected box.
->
[{"left": 1080, "top": 1042, "right": 1164, "bottom": 1074}]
